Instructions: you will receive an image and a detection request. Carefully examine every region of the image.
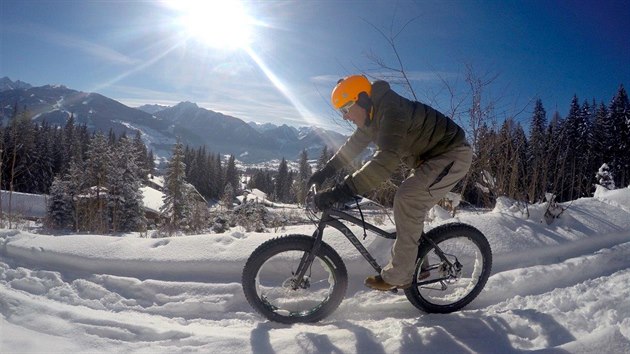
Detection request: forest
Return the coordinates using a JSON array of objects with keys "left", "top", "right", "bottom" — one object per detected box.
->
[{"left": 1, "top": 84, "right": 628, "bottom": 233}]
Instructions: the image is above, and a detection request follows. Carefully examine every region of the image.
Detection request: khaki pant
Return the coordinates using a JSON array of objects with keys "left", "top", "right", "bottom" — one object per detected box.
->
[{"left": 381, "top": 144, "right": 473, "bottom": 285}]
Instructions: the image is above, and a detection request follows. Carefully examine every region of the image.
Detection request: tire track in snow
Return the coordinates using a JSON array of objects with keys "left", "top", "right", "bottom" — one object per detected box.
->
[{"left": 474, "top": 240, "right": 630, "bottom": 309}]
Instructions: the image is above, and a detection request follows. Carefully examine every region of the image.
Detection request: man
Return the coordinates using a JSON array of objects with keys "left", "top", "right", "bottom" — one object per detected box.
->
[{"left": 309, "top": 74, "right": 472, "bottom": 291}]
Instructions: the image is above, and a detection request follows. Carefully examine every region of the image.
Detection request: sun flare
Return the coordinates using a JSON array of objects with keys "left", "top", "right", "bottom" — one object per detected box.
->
[{"left": 165, "top": 0, "right": 254, "bottom": 50}]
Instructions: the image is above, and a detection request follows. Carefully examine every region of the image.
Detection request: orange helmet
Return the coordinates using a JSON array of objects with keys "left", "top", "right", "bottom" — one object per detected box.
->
[{"left": 331, "top": 75, "right": 372, "bottom": 109}]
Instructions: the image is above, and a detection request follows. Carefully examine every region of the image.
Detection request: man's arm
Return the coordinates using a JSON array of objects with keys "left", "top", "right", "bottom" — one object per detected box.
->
[
  {"left": 346, "top": 107, "right": 408, "bottom": 195},
  {"left": 328, "top": 127, "right": 371, "bottom": 170}
]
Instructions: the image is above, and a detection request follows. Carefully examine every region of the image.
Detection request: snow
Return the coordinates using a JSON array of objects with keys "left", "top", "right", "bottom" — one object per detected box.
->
[
  {"left": 140, "top": 185, "right": 164, "bottom": 213},
  {"left": 1, "top": 188, "right": 630, "bottom": 353}
]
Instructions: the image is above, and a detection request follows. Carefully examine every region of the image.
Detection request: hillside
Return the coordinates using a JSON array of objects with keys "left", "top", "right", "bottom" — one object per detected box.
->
[{"left": 0, "top": 78, "right": 347, "bottom": 163}]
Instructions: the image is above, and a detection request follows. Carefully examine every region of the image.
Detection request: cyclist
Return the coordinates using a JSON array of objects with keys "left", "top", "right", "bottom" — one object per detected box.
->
[{"left": 309, "top": 75, "right": 472, "bottom": 291}]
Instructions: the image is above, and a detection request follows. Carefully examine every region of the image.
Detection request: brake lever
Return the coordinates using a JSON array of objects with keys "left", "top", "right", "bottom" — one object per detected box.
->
[{"left": 305, "top": 184, "right": 318, "bottom": 212}]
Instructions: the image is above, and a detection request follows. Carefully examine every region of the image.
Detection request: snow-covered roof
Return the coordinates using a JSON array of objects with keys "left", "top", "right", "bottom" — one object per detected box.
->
[{"left": 140, "top": 186, "right": 164, "bottom": 213}]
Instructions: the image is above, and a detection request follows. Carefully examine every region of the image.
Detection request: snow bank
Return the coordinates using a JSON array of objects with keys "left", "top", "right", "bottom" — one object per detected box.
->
[{"left": 1, "top": 190, "right": 630, "bottom": 353}]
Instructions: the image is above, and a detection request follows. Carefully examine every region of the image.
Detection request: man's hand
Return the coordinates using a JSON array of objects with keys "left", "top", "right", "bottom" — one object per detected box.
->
[
  {"left": 307, "top": 164, "right": 336, "bottom": 188},
  {"left": 314, "top": 183, "right": 355, "bottom": 210}
]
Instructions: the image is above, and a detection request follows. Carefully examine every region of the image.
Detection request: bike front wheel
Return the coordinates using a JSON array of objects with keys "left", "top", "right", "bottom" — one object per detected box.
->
[
  {"left": 242, "top": 235, "right": 348, "bottom": 324},
  {"left": 404, "top": 223, "right": 492, "bottom": 313}
]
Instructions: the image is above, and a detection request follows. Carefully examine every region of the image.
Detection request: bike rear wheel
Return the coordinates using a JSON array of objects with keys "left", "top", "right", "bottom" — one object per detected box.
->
[
  {"left": 242, "top": 235, "right": 347, "bottom": 324},
  {"left": 404, "top": 223, "right": 492, "bottom": 313}
]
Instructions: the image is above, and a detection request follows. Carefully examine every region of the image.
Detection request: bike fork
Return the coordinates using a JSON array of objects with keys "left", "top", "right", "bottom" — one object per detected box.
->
[{"left": 291, "top": 225, "right": 326, "bottom": 289}]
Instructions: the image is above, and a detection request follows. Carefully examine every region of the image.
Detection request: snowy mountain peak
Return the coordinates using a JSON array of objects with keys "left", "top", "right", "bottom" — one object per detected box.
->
[
  {"left": 173, "top": 101, "right": 199, "bottom": 110},
  {"left": 136, "top": 104, "right": 171, "bottom": 114},
  {"left": 0, "top": 82, "right": 348, "bottom": 163},
  {"left": 0, "top": 76, "right": 33, "bottom": 91}
]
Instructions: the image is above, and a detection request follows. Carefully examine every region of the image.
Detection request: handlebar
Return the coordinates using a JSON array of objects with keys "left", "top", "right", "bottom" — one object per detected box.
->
[{"left": 305, "top": 184, "right": 365, "bottom": 213}]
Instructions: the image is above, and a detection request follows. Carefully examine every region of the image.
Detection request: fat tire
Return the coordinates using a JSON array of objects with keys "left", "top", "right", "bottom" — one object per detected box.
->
[
  {"left": 242, "top": 234, "right": 348, "bottom": 324},
  {"left": 404, "top": 223, "right": 492, "bottom": 313}
]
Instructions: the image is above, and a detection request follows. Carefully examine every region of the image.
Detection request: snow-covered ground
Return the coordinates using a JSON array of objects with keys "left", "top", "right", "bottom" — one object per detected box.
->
[{"left": 1, "top": 188, "right": 630, "bottom": 353}]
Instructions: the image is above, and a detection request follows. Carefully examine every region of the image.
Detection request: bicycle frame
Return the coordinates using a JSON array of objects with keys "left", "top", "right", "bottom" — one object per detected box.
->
[
  {"left": 293, "top": 206, "right": 395, "bottom": 287},
  {"left": 292, "top": 203, "right": 458, "bottom": 290}
]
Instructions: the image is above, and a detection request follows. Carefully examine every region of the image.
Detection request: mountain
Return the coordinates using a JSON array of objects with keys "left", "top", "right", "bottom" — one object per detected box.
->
[
  {"left": 0, "top": 84, "right": 160, "bottom": 135},
  {"left": 136, "top": 104, "right": 170, "bottom": 114},
  {"left": 0, "top": 80, "right": 348, "bottom": 164},
  {"left": 153, "top": 102, "right": 277, "bottom": 159},
  {"left": 248, "top": 121, "right": 281, "bottom": 132},
  {"left": 0, "top": 76, "right": 32, "bottom": 91}
]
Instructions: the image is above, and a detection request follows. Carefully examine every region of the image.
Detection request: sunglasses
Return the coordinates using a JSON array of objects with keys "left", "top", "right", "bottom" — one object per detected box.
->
[{"left": 339, "top": 101, "right": 355, "bottom": 115}]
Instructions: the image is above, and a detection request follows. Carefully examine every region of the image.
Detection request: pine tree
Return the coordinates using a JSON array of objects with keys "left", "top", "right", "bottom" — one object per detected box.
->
[
  {"left": 84, "top": 133, "right": 112, "bottom": 233},
  {"left": 132, "top": 130, "right": 149, "bottom": 182},
  {"left": 545, "top": 111, "right": 565, "bottom": 199},
  {"left": 608, "top": 85, "right": 630, "bottom": 187},
  {"left": 591, "top": 102, "right": 611, "bottom": 170},
  {"left": 214, "top": 154, "right": 224, "bottom": 199},
  {"left": 494, "top": 119, "right": 514, "bottom": 196},
  {"left": 190, "top": 147, "right": 207, "bottom": 199},
  {"left": 108, "top": 137, "right": 146, "bottom": 232},
  {"left": 579, "top": 100, "right": 596, "bottom": 196},
  {"left": 32, "top": 122, "right": 55, "bottom": 194},
  {"left": 204, "top": 152, "right": 216, "bottom": 200},
  {"left": 563, "top": 96, "right": 584, "bottom": 201},
  {"left": 50, "top": 125, "right": 67, "bottom": 176},
  {"left": 510, "top": 123, "right": 528, "bottom": 200},
  {"left": 248, "top": 169, "right": 273, "bottom": 195},
  {"left": 224, "top": 155, "right": 240, "bottom": 195},
  {"left": 526, "top": 99, "right": 547, "bottom": 202},
  {"left": 294, "top": 149, "right": 312, "bottom": 204},
  {"left": 160, "top": 139, "right": 192, "bottom": 234},
  {"left": 146, "top": 149, "right": 156, "bottom": 176},
  {"left": 65, "top": 158, "right": 86, "bottom": 232},
  {"left": 222, "top": 183, "right": 235, "bottom": 210},
  {"left": 275, "top": 158, "right": 289, "bottom": 202},
  {"left": 64, "top": 114, "right": 82, "bottom": 167},
  {"left": 5, "top": 107, "right": 37, "bottom": 193},
  {"left": 47, "top": 176, "right": 74, "bottom": 229}
]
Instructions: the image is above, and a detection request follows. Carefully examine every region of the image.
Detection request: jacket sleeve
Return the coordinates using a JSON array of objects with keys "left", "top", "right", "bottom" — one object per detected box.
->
[
  {"left": 328, "top": 127, "right": 371, "bottom": 170},
  {"left": 346, "top": 106, "right": 408, "bottom": 195}
]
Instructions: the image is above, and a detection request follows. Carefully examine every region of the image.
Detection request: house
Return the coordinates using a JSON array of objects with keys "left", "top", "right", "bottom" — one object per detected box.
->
[
  {"left": 0, "top": 190, "right": 48, "bottom": 220},
  {"left": 0, "top": 185, "right": 165, "bottom": 224}
]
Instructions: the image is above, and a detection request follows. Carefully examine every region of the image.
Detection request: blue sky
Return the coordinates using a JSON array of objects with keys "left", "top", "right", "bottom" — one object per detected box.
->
[{"left": 1, "top": 0, "right": 628, "bottom": 133}]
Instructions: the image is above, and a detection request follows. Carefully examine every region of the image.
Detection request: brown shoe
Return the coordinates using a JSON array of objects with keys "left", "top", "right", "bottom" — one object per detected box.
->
[{"left": 365, "top": 275, "right": 411, "bottom": 291}]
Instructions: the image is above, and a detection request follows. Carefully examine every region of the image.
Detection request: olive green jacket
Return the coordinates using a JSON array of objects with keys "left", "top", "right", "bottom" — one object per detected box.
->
[{"left": 329, "top": 80, "right": 466, "bottom": 195}]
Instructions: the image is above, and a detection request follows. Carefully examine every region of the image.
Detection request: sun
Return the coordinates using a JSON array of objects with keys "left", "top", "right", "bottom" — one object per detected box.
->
[{"left": 165, "top": 0, "right": 254, "bottom": 50}]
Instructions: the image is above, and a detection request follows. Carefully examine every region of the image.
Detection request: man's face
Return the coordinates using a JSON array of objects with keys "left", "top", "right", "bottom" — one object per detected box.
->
[{"left": 342, "top": 102, "right": 367, "bottom": 128}]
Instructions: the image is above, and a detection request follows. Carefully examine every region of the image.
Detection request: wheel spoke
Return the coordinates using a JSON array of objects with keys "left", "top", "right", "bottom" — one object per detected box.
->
[
  {"left": 242, "top": 235, "right": 348, "bottom": 323},
  {"left": 405, "top": 224, "right": 492, "bottom": 313}
]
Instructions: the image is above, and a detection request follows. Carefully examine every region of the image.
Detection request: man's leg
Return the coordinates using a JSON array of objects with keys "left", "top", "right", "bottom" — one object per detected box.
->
[{"left": 378, "top": 144, "right": 473, "bottom": 287}]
